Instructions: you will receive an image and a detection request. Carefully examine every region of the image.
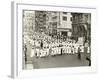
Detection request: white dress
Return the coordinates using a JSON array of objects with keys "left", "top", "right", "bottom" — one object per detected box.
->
[
  {"left": 40, "top": 49, "right": 46, "bottom": 57},
  {"left": 40, "top": 49, "right": 43, "bottom": 57},
  {"left": 75, "top": 44, "right": 79, "bottom": 53},
  {"left": 66, "top": 46, "right": 69, "bottom": 54},
  {"left": 63, "top": 46, "right": 66, "bottom": 54},
  {"left": 87, "top": 47, "right": 90, "bottom": 53},
  {"left": 53, "top": 47, "right": 57, "bottom": 55},
  {"left": 43, "top": 49, "right": 47, "bottom": 57},
  {"left": 71, "top": 47, "right": 75, "bottom": 54},
  {"left": 68, "top": 46, "right": 71, "bottom": 54},
  {"left": 51, "top": 47, "right": 54, "bottom": 55},
  {"left": 80, "top": 46, "right": 84, "bottom": 53},
  {"left": 36, "top": 48, "right": 40, "bottom": 57},
  {"left": 30, "top": 48, "right": 35, "bottom": 57},
  {"left": 58, "top": 47, "right": 61, "bottom": 54},
  {"left": 46, "top": 48, "right": 50, "bottom": 56},
  {"left": 56, "top": 47, "right": 58, "bottom": 55}
]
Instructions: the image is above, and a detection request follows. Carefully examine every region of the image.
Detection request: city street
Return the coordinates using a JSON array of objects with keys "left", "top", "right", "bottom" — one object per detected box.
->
[{"left": 32, "top": 54, "right": 89, "bottom": 69}]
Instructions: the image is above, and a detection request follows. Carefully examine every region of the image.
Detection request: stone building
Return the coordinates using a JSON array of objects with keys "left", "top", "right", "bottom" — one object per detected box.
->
[
  {"left": 71, "top": 13, "right": 91, "bottom": 42},
  {"left": 57, "top": 12, "right": 72, "bottom": 37},
  {"left": 23, "top": 10, "right": 35, "bottom": 36}
]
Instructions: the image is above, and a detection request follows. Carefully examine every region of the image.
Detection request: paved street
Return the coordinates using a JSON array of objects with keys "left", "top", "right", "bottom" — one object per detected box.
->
[{"left": 32, "top": 53, "right": 90, "bottom": 69}]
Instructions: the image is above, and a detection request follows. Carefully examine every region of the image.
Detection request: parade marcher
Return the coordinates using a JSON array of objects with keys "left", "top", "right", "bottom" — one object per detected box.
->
[
  {"left": 31, "top": 47, "right": 36, "bottom": 57},
  {"left": 51, "top": 46, "right": 54, "bottom": 56},
  {"left": 67, "top": 45, "right": 70, "bottom": 54},
  {"left": 24, "top": 44, "right": 27, "bottom": 64},
  {"left": 53, "top": 46, "right": 57, "bottom": 56},
  {"left": 62, "top": 45, "right": 66, "bottom": 54},
  {"left": 74, "top": 42, "right": 78, "bottom": 54},
  {"left": 80, "top": 45, "right": 84, "bottom": 53},
  {"left": 46, "top": 47, "right": 50, "bottom": 56},
  {"left": 36, "top": 48, "right": 40, "bottom": 58},
  {"left": 40, "top": 40, "right": 43, "bottom": 49},
  {"left": 86, "top": 57, "right": 91, "bottom": 66},
  {"left": 71, "top": 46, "right": 75, "bottom": 54},
  {"left": 66, "top": 45, "right": 69, "bottom": 54},
  {"left": 78, "top": 46, "right": 81, "bottom": 60},
  {"left": 84, "top": 41, "right": 91, "bottom": 66},
  {"left": 68, "top": 45, "right": 72, "bottom": 54},
  {"left": 61, "top": 47, "right": 63, "bottom": 55}
]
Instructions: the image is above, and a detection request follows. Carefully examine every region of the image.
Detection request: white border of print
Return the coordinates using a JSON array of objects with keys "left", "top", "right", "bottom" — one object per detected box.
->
[{"left": 11, "top": 1, "right": 97, "bottom": 79}]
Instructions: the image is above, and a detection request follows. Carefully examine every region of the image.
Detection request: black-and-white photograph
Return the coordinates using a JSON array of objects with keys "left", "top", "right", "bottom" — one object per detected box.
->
[{"left": 22, "top": 10, "right": 91, "bottom": 70}]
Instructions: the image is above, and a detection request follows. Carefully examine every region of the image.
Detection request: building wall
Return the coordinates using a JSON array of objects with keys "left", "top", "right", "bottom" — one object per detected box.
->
[
  {"left": 23, "top": 10, "right": 35, "bottom": 36},
  {"left": 58, "top": 12, "right": 72, "bottom": 37},
  {"left": 35, "top": 11, "right": 47, "bottom": 32},
  {"left": 23, "top": 10, "right": 35, "bottom": 49},
  {"left": 23, "top": 11, "right": 36, "bottom": 64},
  {"left": 46, "top": 11, "right": 60, "bottom": 35},
  {"left": 72, "top": 13, "right": 91, "bottom": 41},
  {"left": 59, "top": 12, "right": 72, "bottom": 29}
]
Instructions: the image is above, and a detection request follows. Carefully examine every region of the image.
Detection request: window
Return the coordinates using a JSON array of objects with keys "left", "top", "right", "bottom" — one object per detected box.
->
[
  {"left": 63, "top": 16, "right": 67, "bottom": 21},
  {"left": 51, "top": 12, "right": 57, "bottom": 16},
  {"left": 70, "top": 17, "right": 73, "bottom": 21},
  {"left": 52, "top": 16, "right": 57, "bottom": 19},
  {"left": 63, "top": 12, "right": 67, "bottom": 14},
  {"left": 52, "top": 22, "right": 57, "bottom": 27}
]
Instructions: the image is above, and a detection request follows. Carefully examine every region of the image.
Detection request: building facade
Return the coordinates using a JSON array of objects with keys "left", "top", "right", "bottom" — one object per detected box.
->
[
  {"left": 58, "top": 12, "right": 72, "bottom": 37},
  {"left": 23, "top": 10, "right": 35, "bottom": 36},
  {"left": 45, "top": 11, "right": 73, "bottom": 38},
  {"left": 46, "top": 11, "right": 60, "bottom": 36},
  {"left": 71, "top": 13, "right": 91, "bottom": 42},
  {"left": 35, "top": 11, "right": 47, "bottom": 33}
]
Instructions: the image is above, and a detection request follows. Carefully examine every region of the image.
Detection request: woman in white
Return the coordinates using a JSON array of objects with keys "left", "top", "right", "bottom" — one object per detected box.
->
[
  {"left": 71, "top": 46, "right": 75, "bottom": 54},
  {"left": 74, "top": 43, "right": 79, "bottom": 54},
  {"left": 65, "top": 45, "right": 68, "bottom": 54},
  {"left": 46, "top": 47, "right": 50, "bottom": 56},
  {"left": 62, "top": 45, "right": 66, "bottom": 54},
  {"left": 87, "top": 46, "right": 90, "bottom": 54},
  {"left": 56, "top": 46, "right": 59, "bottom": 55},
  {"left": 39, "top": 49, "right": 43, "bottom": 57},
  {"left": 43, "top": 41, "right": 46, "bottom": 49},
  {"left": 54, "top": 46, "right": 57, "bottom": 55},
  {"left": 30, "top": 47, "right": 35, "bottom": 57},
  {"left": 51, "top": 47, "right": 55, "bottom": 56},
  {"left": 40, "top": 48, "right": 46, "bottom": 57},
  {"left": 64, "top": 42, "right": 67, "bottom": 54},
  {"left": 43, "top": 49, "right": 47, "bottom": 57},
  {"left": 80, "top": 45, "right": 84, "bottom": 53},
  {"left": 57, "top": 46, "right": 60, "bottom": 55},
  {"left": 55, "top": 46, "right": 58, "bottom": 55},
  {"left": 68, "top": 45, "right": 72, "bottom": 54},
  {"left": 36, "top": 48, "right": 40, "bottom": 57},
  {"left": 51, "top": 42, "right": 54, "bottom": 48}
]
